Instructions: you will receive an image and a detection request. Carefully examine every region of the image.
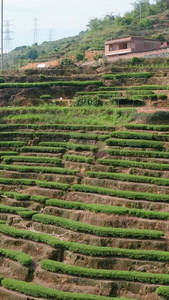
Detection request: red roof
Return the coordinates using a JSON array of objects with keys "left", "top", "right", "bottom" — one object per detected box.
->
[{"left": 105, "top": 36, "right": 160, "bottom": 45}]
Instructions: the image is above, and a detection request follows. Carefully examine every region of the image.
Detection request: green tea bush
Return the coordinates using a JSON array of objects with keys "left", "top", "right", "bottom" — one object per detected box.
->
[
  {"left": 126, "top": 90, "right": 154, "bottom": 95},
  {"left": 39, "top": 142, "right": 98, "bottom": 152},
  {"left": 0, "top": 123, "right": 115, "bottom": 131},
  {"left": 0, "top": 224, "right": 168, "bottom": 261},
  {"left": 125, "top": 124, "right": 169, "bottom": 131},
  {"left": 98, "top": 158, "right": 169, "bottom": 170},
  {"left": 63, "top": 154, "right": 93, "bottom": 164},
  {"left": 72, "top": 184, "right": 169, "bottom": 203},
  {"left": 46, "top": 198, "right": 169, "bottom": 220},
  {"left": 0, "top": 164, "right": 78, "bottom": 175},
  {"left": 102, "top": 72, "right": 152, "bottom": 79},
  {"left": 1, "top": 278, "right": 132, "bottom": 300},
  {"left": 106, "top": 148, "right": 169, "bottom": 158},
  {"left": 40, "top": 94, "right": 52, "bottom": 100},
  {"left": 109, "top": 98, "right": 145, "bottom": 106},
  {"left": 0, "top": 248, "right": 32, "bottom": 266},
  {"left": 156, "top": 286, "right": 169, "bottom": 297},
  {"left": 36, "top": 131, "right": 99, "bottom": 140},
  {"left": 2, "top": 155, "right": 62, "bottom": 165},
  {"left": 32, "top": 214, "right": 164, "bottom": 239},
  {"left": 106, "top": 138, "right": 163, "bottom": 149},
  {"left": 18, "top": 210, "right": 38, "bottom": 219},
  {"left": 0, "top": 81, "right": 104, "bottom": 89},
  {"left": 0, "top": 142, "right": 25, "bottom": 147},
  {"left": 36, "top": 180, "right": 70, "bottom": 190},
  {"left": 74, "top": 95, "right": 102, "bottom": 107},
  {"left": 110, "top": 131, "right": 156, "bottom": 140},
  {"left": 21, "top": 146, "right": 66, "bottom": 153},
  {"left": 88, "top": 171, "right": 169, "bottom": 186},
  {"left": 41, "top": 260, "right": 169, "bottom": 284}
]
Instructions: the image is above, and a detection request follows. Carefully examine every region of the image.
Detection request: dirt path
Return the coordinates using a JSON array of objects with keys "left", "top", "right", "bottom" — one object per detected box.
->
[{"left": 136, "top": 107, "right": 169, "bottom": 113}]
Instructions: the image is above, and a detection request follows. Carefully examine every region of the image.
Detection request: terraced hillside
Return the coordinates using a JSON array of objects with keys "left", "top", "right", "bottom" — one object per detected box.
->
[{"left": 1, "top": 106, "right": 169, "bottom": 300}]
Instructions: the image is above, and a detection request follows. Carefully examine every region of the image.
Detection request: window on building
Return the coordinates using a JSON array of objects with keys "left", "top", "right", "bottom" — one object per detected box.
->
[{"left": 129, "top": 43, "right": 133, "bottom": 49}]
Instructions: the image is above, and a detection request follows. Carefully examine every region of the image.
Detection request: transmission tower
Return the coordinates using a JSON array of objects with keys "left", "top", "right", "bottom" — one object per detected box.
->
[
  {"left": 33, "top": 17, "right": 38, "bottom": 44},
  {"left": 4, "top": 20, "right": 13, "bottom": 53}
]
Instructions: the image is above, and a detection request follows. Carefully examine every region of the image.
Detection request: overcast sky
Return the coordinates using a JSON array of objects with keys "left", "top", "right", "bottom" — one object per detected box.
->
[{"left": 3, "top": 0, "right": 156, "bottom": 49}]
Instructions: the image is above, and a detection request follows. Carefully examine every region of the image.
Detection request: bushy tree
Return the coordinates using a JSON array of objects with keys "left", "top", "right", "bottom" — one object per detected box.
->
[{"left": 75, "top": 52, "right": 85, "bottom": 62}]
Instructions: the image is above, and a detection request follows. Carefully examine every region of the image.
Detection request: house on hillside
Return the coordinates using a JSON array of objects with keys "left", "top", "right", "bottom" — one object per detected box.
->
[{"left": 105, "top": 36, "right": 168, "bottom": 58}]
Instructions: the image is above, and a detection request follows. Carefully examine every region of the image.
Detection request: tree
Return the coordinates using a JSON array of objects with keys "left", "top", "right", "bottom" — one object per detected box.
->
[
  {"left": 75, "top": 52, "right": 85, "bottom": 62},
  {"left": 27, "top": 49, "right": 38, "bottom": 60}
]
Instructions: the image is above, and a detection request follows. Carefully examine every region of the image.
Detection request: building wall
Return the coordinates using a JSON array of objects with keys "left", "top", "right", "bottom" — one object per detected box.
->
[
  {"left": 134, "top": 40, "right": 161, "bottom": 52},
  {"left": 105, "top": 39, "right": 161, "bottom": 56},
  {"left": 105, "top": 48, "right": 169, "bottom": 62}
]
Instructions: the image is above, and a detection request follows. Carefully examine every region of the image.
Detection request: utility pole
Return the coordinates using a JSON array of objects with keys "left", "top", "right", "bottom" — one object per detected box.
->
[{"left": 1, "top": 0, "right": 3, "bottom": 70}]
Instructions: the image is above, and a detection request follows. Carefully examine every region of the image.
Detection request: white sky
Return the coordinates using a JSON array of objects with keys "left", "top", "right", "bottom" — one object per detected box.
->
[{"left": 3, "top": 0, "right": 156, "bottom": 49}]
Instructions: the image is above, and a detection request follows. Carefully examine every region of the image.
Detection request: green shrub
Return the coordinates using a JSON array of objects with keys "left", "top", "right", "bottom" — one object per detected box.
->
[
  {"left": 0, "top": 177, "right": 35, "bottom": 186},
  {"left": 1, "top": 278, "right": 132, "bottom": 300},
  {"left": 32, "top": 214, "right": 164, "bottom": 239},
  {"left": 0, "top": 142, "right": 25, "bottom": 147},
  {"left": 0, "top": 204, "right": 29, "bottom": 214},
  {"left": 18, "top": 211, "right": 38, "bottom": 219},
  {"left": 30, "top": 195, "right": 48, "bottom": 203},
  {"left": 126, "top": 90, "right": 154, "bottom": 95},
  {"left": 63, "top": 154, "right": 93, "bottom": 164},
  {"left": 102, "top": 72, "right": 152, "bottom": 80},
  {"left": 0, "top": 248, "right": 32, "bottom": 266},
  {"left": 3, "top": 192, "right": 31, "bottom": 201},
  {"left": 76, "top": 91, "right": 121, "bottom": 96},
  {"left": 0, "top": 164, "right": 78, "bottom": 175},
  {"left": 106, "top": 138, "right": 163, "bottom": 149},
  {"left": 0, "top": 224, "right": 168, "bottom": 261},
  {"left": 73, "top": 95, "right": 102, "bottom": 107},
  {"left": 106, "top": 148, "right": 169, "bottom": 158},
  {"left": 0, "top": 81, "right": 104, "bottom": 89},
  {"left": 99, "top": 87, "right": 127, "bottom": 91},
  {"left": 0, "top": 123, "right": 115, "bottom": 131},
  {"left": 40, "top": 94, "right": 52, "bottom": 100},
  {"left": 129, "top": 85, "right": 168, "bottom": 90},
  {"left": 21, "top": 146, "right": 66, "bottom": 154},
  {"left": 156, "top": 286, "right": 169, "bottom": 297},
  {"left": 0, "top": 77, "right": 5, "bottom": 83},
  {"left": 35, "top": 131, "right": 99, "bottom": 140},
  {"left": 36, "top": 181, "right": 70, "bottom": 190},
  {"left": 46, "top": 198, "right": 169, "bottom": 220},
  {"left": 2, "top": 155, "right": 62, "bottom": 165},
  {"left": 0, "top": 152, "right": 18, "bottom": 156},
  {"left": 39, "top": 142, "right": 98, "bottom": 152},
  {"left": 110, "top": 131, "right": 156, "bottom": 140},
  {"left": 125, "top": 124, "right": 169, "bottom": 131},
  {"left": 98, "top": 158, "right": 169, "bottom": 171},
  {"left": 109, "top": 98, "right": 145, "bottom": 106},
  {"left": 72, "top": 184, "right": 169, "bottom": 203},
  {"left": 88, "top": 171, "right": 169, "bottom": 186},
  {"left": 41, "top": 260, "right": 169, "bottom": 284},
  {"left": 75, "top": 52, "right": 85, "bottom": 62},
  {"left": 42, "top": 260, "right": 169, "bottom": 285}
]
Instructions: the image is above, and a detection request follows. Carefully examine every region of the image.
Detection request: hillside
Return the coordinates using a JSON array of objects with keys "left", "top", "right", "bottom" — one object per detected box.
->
[
  {"left": 1, "top": 60, "right": 169, "bottom": 299},
  {"left": 4, "top": 0, "right": 169, "bottom": 69}
]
